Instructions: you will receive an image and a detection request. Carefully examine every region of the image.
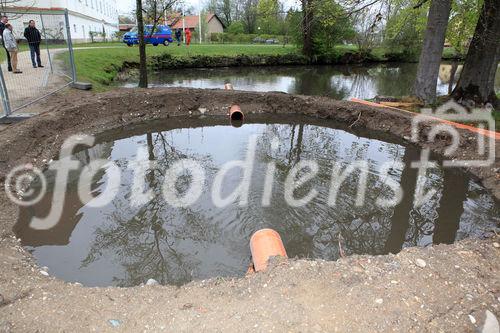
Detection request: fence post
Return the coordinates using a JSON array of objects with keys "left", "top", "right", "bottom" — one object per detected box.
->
[
  {"left": 0, "top": 65, "right": 12, "bottom": 117},
  {"left": 39, "top": 13, "right": 53, "bottom": 74},
  {"left": 64, "top": 9, "right": 77, "bottom": 83}
]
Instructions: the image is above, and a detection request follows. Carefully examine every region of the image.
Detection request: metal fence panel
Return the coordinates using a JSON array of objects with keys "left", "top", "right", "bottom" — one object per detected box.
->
[{"left": 0, "top": 9, "right": 76, "bottom": 117}]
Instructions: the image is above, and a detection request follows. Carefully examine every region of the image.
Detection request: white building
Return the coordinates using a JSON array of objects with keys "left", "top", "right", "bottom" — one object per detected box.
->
[{"left": 5, "top": 0, "right": 119, "bottom": 42}]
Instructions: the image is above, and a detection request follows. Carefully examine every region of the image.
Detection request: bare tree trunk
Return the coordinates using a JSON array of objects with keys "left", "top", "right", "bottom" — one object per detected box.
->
[
  {"left": 301, "top": 0, "right": 314, "bottom": 58},
  {"left": 451, "top": 0, "right": 500, "bottom": 107},
  {"left": 413, "top": 0, "right": 452, "bottom": 104},
  {"left": 136, "top": 0, "right": 148, "bottom": 89}
]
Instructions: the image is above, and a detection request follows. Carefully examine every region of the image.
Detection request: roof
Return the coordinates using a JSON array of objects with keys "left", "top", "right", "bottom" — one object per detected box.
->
[
  {"left": 119, "top": 24, "right": 135, "bottom": 31},
  {"left": 169, "top": 13, "right": 225, "bottom": 29}
]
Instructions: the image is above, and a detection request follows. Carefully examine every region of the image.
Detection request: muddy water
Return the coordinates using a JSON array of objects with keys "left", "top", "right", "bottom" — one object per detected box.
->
[
  {"left": 124, "top": 63, "right": 500, "bottom": 100},
  {"left": 15, "top": 115, "right": 500, "bottom": 287}
]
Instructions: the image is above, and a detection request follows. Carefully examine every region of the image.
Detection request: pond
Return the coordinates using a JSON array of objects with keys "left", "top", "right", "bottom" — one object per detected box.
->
[
  {"left": 15, "top": 115, "right": 500, "bottom": 287},
  {"left": 124, "top": 63, "right": 500, "bottom": 100}
]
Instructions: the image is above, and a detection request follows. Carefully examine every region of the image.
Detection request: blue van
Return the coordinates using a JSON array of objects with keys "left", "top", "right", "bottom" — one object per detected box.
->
[{"left": 123, "top": 25, "right": 174, "bottom": 47}]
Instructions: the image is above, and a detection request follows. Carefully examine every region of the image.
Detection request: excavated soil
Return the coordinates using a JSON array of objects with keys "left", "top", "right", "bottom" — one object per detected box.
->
[{"left": 0, "top": 88, "right": 499, "bottom": 332}]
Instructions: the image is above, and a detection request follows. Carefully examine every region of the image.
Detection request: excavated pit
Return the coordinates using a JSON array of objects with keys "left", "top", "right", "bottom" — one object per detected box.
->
[{"left": 0, "top": 88, "right": 499, "bottom": 332}]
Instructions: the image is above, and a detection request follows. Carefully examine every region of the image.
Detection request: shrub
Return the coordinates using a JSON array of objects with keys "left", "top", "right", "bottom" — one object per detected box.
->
[{"left": 209, "top": 33, "right": 285, "bottom": 44}]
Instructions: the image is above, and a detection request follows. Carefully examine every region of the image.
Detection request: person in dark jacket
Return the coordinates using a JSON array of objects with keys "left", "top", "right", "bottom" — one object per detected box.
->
[
  {"left": 24, "top": 20, "right": 43, "bottom": 68},
  {"left": 0, "top": 16, "right": 12, "bottom": 72},
  {"left": 175, "top": 28, "right": 182, "bottom": 46}
]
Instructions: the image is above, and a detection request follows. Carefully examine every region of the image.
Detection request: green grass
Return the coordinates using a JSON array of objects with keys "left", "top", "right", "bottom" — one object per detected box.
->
[{"left": 70, "top": 43, "right": 300, "bottom": 90}]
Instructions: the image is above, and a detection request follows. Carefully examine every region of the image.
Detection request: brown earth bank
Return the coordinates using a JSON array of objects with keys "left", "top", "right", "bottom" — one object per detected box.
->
[{"left": 0, "top": 88, "right": 499, "bottom": 332}]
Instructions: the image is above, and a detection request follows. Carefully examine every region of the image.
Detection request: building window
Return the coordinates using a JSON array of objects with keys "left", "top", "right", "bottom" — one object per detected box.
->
[{"left": 74, "top": 24, "right": 77, "bottom": 33}]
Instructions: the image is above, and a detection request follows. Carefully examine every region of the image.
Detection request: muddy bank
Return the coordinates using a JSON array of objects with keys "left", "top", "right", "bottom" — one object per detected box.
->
[{"left": 0, "top": 88, "right": 499, "bottom": 331}]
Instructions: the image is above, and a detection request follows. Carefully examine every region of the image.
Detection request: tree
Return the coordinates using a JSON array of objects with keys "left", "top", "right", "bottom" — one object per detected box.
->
[
  {"left": 451, "top": 0, "right": 500, "bottom": 107},
  {"left": 256, "top": 0, "right": 281, "bottom": 34},
  {"left": 292, "top": 0, "right": 356, "bottom": 57},
  {"left": 136, "top": 0, "right": 148, "bottom": 88},
  {"left": 143, "top": 0, "right": 179, "bottom": 32},
  {"left": 135, "top": 0, "right": 180, "bottom": 89},
  {"left": 242, "top": 0, "right": 258, "bottom": 33},
  {"left": 446, "top": 0, "right": 481, "bottom": 57},
  {"left": 384, "top": 0, "right": 428, "bottom": 59},
  {"left": 301, "top": 0, "right": 315, "bottom": 58},
  {"left": 220, "top": 0, "right": 233, "bottom": 26},
  {"left": 227, "top": 21, "right": 245, "bottom": 33},
  {"left": 354, "top": 9, "right": 382, "bottom": 54},
  {"left": 413, "top": 0, "right": 452, "bottom": 104},
  {"left": 312, "top": 0, "right": 354, "bottom": 54}
]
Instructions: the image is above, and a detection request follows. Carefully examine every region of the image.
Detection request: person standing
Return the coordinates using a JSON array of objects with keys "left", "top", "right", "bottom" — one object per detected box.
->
[
  {"left": 24, "top": 20, "right": 43, "bottom": 68},
  {"left": 0, "top": 16, "right": 12, "bottom": 72},
  {"left": 3, "top": 24, "right": 22, "bottom": 74},
  {"left": 175, "top": 28, "right": 182, "bottom": 46},
  {"left": 185, "top": 28, "right": 191, "bottom": 46}
]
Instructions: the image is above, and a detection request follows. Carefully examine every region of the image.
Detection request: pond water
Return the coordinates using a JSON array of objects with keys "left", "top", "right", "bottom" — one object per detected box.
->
[
  {"left": 15, "top": 115, "right": 500, "bottom": 287},
  {"left": 124, "top": 63, "right": 500, "bottom": 100}
]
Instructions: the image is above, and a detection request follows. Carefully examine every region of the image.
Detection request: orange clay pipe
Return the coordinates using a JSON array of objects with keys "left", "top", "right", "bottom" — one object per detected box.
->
[{"left": 250, "top": 229, "right": 288, "bottom": 272}]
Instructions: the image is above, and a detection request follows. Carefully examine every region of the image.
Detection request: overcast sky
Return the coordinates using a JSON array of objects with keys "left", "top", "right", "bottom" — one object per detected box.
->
[{"left": 118, "top": 0, "right": 299, "bottom": 15}]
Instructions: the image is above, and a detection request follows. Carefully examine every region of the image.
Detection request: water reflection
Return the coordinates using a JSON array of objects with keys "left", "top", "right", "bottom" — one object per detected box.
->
[
  {"left": 15, "top": 116, "right": 500, "bottom": 287},
  {"left": 124, "top": 63, "right": 500, "bottom": 100}
]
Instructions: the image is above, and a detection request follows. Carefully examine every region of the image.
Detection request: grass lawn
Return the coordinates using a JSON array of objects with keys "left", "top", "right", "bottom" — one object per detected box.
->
[{"left": 69, "top": 43, "right": 299, "bottom": 90}]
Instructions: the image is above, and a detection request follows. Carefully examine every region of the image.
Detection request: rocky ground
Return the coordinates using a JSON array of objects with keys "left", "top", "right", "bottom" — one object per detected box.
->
[
  {"left": 1, "top": 234, "right": 499, "bottom": 332},
  {"left": 0, "top": 88, "right": 499, "bottom": 332}
]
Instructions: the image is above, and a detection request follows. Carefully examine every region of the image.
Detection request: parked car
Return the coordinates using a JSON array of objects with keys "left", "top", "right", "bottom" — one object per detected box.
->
[
  {"left": 265, "top": 39, "right": 279, "bottom": 44},
  {"left": 252, "top": 37, "right": 266, "bottom": 44},
  {"left": 123, "top": 25, "right": 174, "bottom": 47}
]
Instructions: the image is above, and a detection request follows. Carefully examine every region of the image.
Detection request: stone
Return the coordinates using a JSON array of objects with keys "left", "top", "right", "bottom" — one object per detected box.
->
[
  {"left": 415, "top": 259, "right": 427, "bottom": 268},
  {"left": 375, "top": 298, "right": 383, "bottom": 304},
  {"left": 146, "top": 279, "right": 159, "bottom": 286},
  {"left": 493, "top": 242, "right": 500, "bottom": 249},
  {"left": 480, "top": 310, "right": 499, "bottom": 333},
  {"left": 108, "top": 319, "right": 122, "bottom": 328}
]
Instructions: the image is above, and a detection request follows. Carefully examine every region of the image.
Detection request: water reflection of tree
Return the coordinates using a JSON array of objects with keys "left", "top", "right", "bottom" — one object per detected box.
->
[
  {"left": 372, "top": 63, "right": 418, "bottom": 97},
  {"left": 253, "top": 124, "right": 482, "bottom": 260},
  {"left": 150, "top": 64, "right": 422, "bottom": 100},
  {"left": 432, "top": 168, "right": 468, "bottom": 244},
  {"left": 78, "top": 123, "right": 495, "bottom": 286},
  {"left": 253, "top": 124, "right": 404, "bottom": 259},
  {"left": 82, "top": 132, "right": 220, "bottom": 287},
  {"left": 383, "top": 148, "right": 420, "bottom": 254}
]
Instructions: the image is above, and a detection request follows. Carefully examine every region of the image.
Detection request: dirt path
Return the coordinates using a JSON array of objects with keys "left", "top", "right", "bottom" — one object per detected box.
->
[
  {"left": 1, "top": 233, "right": 499, "bottom": 332},
  {"left": 0, "top": 88, "right": 498, "bottom": 332},
  {"left": 0, "top": 46, "right": 122, "bottom": 114}
]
